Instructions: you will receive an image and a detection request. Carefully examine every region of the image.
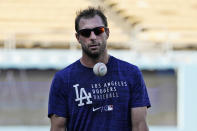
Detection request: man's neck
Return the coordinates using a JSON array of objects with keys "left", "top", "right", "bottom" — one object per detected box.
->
[{"left": 80, "top": 52, "right": 109, "bottom": 68}]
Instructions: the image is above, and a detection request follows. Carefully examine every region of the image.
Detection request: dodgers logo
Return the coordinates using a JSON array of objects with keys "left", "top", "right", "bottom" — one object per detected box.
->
[{"left": 73, "top": 84, "right": 92, "bottom": 107}]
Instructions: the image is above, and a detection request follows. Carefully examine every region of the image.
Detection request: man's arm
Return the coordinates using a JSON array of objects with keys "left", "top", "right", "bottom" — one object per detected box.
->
[
  {"left": 50, "top": 114, "right": 67, "bottom": 131},
  {"left": 131, "top": 107, "right": 149, "bottom": 131}
]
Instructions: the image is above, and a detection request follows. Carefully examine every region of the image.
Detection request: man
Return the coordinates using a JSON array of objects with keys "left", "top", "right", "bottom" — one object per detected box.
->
[{"left": 48, "top": 6, "right": 151, "bottom": 131}]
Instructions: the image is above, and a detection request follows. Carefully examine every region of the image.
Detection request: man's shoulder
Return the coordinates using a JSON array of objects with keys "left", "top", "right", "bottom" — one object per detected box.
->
[
  {"left": 111, "top": 55, "right": 138, "bottom": 70},
  {"left": 55, "top": 59, "right": 80, "bottom": 77}
]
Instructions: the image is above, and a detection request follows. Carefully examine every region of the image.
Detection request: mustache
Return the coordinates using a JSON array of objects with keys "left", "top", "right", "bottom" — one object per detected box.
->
[{"left": 88, "top": 41, "right": 100, "bottom": 47}]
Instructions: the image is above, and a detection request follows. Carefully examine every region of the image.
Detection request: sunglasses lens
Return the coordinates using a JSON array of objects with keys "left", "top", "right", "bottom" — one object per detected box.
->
[
  {"left": 79, "top": 29, "right": 91, "bottom": 37},
  {"left": 94, "top": 27, "right": 105, "bottom": 35},
  {"left": 78, "top": 27, "right": 105, "bottom": 37}
]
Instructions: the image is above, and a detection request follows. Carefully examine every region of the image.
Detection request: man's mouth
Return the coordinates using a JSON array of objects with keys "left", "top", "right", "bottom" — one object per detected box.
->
[{"left": 89, "top": 44, "right": 99, "bottom": 49}]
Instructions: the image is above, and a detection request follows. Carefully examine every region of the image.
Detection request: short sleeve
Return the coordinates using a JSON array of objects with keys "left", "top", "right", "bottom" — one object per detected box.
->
[
  {"left": 130, "top": 67, "right": 151, "bottom": 108},
  {"left": 48, "top": 72, "right": 69, "bottom": 118}
]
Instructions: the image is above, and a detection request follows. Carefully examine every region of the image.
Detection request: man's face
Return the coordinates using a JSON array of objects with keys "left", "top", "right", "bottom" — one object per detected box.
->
[{"left": 76, "top": 15, "right": 109, "bottom": 58}]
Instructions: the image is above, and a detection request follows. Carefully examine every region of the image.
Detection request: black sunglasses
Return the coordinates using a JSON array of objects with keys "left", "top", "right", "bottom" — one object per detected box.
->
[{"left": 77, "top": 26, "right": 107, "bottom": 38}]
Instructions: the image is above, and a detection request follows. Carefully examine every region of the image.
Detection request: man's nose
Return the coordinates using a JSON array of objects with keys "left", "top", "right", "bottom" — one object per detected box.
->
[{"left": 89, "top": 31, "right": 96, "bottom": 39}]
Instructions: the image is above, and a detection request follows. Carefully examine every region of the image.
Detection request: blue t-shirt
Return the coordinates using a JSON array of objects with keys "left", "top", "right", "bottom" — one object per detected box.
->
[{"left": 48, "top": 56, "right": 151, "bottom": 131}]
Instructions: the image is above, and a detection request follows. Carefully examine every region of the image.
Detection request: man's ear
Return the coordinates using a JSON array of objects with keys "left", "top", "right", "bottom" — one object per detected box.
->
[
  {"left": 75, "top": 33, "right": 79, "bottom": 41},
  {"left": 105, "top": 28, "right": 110, "bottom": 39},
  {"left": 75, "top": 33, "right": 82, "bottom": 45}
]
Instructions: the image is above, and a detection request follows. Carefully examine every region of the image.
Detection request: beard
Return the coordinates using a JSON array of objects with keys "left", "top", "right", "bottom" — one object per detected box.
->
[{"left": 81, "top": 41, "right": 106, "bottom": 59}]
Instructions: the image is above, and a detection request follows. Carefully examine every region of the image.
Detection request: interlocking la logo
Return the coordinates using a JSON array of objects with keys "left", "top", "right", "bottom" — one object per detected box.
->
[{"left": 73, "top": 84, "right": 92, "bottom": 106}]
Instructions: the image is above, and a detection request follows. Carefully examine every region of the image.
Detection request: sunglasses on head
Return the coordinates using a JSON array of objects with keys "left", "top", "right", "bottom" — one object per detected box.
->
[{"left": 77, "top": 26, "right": 106, "bottom": 38}]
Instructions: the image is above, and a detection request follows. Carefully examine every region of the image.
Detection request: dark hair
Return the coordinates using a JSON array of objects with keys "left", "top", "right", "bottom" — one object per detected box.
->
[{"left": 75, "top": 6, "right": 108, "bottom": 32}]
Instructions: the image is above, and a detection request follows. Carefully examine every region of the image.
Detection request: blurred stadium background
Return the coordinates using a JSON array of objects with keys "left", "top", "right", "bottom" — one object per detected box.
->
[{"left": 0, "top": 0, "right": 197, "bottom": 131}]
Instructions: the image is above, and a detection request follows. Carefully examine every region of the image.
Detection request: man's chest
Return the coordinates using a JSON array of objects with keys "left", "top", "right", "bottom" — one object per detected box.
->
[{"left": 67, "top": 79, "right": 131, "bottom": 112}]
